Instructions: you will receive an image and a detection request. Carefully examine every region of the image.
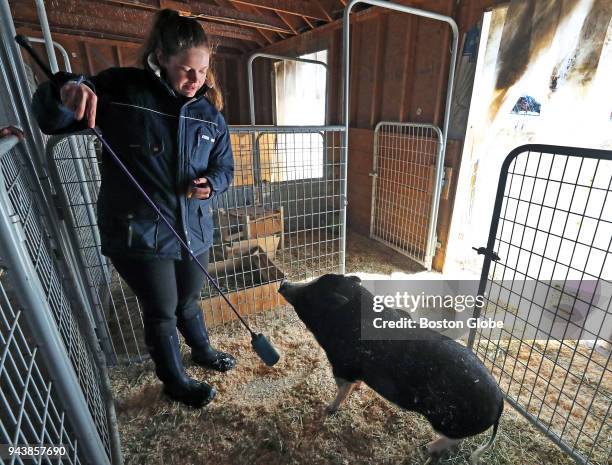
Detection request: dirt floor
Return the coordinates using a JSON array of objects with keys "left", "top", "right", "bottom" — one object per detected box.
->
[{"left": 108, "top": 232, "right": 604, "bottom": 465}]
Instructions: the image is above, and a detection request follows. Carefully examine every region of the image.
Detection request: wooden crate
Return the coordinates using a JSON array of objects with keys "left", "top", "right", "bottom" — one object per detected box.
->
[
  {"left": 218, "top": 205, "right": 284, "bottom": 250},
  {"left": 200, "top": 248, "right": 286, "bottom": 327}
]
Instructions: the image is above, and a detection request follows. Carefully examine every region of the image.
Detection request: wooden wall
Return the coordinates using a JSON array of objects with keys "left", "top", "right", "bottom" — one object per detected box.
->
[{"left": 15, "top": 27, "right": 246, "bottom": 124}]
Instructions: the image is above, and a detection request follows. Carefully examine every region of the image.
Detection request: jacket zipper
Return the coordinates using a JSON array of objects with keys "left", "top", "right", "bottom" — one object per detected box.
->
[{"left": 178, "top": 98, "right": 198, "bottom": 258}]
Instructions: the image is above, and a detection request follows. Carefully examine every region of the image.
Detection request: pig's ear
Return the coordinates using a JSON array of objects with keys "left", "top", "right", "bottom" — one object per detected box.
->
[
  {"left": 348, "top": 275, "right": 362, "bottom": 284},
  {"left": 325, "top": 292, "right": 350, "bottom": 309}
]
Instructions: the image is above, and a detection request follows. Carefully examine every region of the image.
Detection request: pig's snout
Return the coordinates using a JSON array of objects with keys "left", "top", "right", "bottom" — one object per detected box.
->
[
  {"left": 278, "top": 279, "right": 306, "bottom": 304},
  {"left": 278, "top": 278, "right": 291, "bottom": 297}
]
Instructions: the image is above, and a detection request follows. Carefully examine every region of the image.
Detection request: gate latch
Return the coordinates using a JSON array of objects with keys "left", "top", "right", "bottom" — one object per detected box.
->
[
  {"left": 472, "top": 246, "right": 500, "bottom": 262},
  {"left": 369, "top": 171, "right": 378, "bottom": 177}
]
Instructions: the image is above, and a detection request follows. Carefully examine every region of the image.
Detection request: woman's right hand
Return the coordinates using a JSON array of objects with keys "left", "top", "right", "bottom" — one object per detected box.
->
[{"left": 60, "top": 81, "right": 97, "bottom": 128}]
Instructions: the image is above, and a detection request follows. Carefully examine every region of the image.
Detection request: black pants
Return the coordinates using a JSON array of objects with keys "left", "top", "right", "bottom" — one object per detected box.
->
[{"left": 110, "top": 251, "right": 209, "bottom": 342}]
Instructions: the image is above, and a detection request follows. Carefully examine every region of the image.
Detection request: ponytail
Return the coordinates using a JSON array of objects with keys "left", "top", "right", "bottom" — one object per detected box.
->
[
  {"left": 205, "top": 63, "right": 224, "bottom": 112},
  {"left": 140, "top": 9, "right": 224, "bottom": 111}
]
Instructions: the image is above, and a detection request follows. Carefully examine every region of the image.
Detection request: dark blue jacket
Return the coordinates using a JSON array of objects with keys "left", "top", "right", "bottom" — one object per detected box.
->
[{"left": 32, "top": 66, "right": 234, "bottom": 260}]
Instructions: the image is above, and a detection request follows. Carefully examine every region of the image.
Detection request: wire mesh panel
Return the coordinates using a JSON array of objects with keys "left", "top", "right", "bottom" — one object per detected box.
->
[
  {"left": 371, "top": 122, "right": 444, "bottom": 269},
  {"left": 0, "top": 270, "right": 83, "bottom": 464},
  {"left": 470, "top": 145, "right": 612, "bottom": 465},
  {"left": 0, "top": 143, "right": 114, "bottom": 463},
  {"left": 206, "top": 126, "right": 346, "bottom": 326},
  {"left": 47, "top": 134, "right": 136, "bottom": 365},
  {"left": 46, "top": 126, "right": 346, "bottom": 364}
]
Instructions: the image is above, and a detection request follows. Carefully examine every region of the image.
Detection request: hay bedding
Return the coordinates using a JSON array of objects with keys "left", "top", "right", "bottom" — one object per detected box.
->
[{"left": 110, "top": 313, "right": 575, "bottom": 465}]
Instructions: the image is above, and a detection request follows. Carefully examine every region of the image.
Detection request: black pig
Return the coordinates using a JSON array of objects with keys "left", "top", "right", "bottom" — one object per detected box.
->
[{"left": 279, "top": 274, "right": 503, "bottom": 465}]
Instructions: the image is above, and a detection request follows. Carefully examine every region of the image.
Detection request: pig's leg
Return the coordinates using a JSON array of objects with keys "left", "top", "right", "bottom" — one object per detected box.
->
[
  {"left": 326, "top": 377, "right": 358, "bottom": 414},
  {"left": 425, "top": 435, "right": 460, "bottom": 462}
]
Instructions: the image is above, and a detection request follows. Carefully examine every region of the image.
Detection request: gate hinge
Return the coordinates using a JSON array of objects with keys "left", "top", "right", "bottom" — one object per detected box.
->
[{"left": 472, "top": 246, "right": 500, "bottom": 262}]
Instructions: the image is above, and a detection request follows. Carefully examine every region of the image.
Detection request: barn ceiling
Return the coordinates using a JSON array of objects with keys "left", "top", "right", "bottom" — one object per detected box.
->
[{"left": 10, "top": 0, "right": 354, "bottom": 55}]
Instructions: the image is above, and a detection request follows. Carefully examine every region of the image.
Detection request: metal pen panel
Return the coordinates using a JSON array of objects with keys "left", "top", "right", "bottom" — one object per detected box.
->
[
  {"left": 0, "top": 138, "right": 116, "bottom": 464},
  {"left": 371, "top": 122, "right": 443, "bottom": 269},
  {"left": 202, "top": 125, "right": 346, "bottom": 328},
  {"left": 46, "top": 133, "right": 144, "bottom": 366},
  {"left": 342, "top": 0, "right": 459, "bottom": 273},
  {"left": 469, "top": 144, "right": 612, "bottom": 465}
]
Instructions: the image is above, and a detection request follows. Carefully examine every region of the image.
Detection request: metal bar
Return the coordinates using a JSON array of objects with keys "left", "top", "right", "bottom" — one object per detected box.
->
[
  {"left": 34, "top": 0, "right": 59, "bottom": 72},
  {"left": 343, "top": 0, "right": 458, "bottom": 273},
  {"left": 0, "top": 135, "right": 19, "bottom": 154},
  {"left": 25, "top": 36, "right": 71, "bottom": 72},
  {"left": 232, "top": 125, "right": 343, "bottom": 132},
  {"left": 247, "top": 52, "right": 329, "bottom": 126}
]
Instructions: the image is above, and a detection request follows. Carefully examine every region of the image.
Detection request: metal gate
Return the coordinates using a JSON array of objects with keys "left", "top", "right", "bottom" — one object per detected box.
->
[
  {"left": 469, "top": 144, "right": 612, "bottom": 465},
  {"left": 370, "top": 122, "right": 444, "bottom": 269}
]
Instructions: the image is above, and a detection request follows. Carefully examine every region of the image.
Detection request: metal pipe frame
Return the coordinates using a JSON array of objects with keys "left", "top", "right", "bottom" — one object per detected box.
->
[
  {"left": 26, "top": 35, "right": 71, "bottom": 72},
  {"left": 232, "top": 124, "right": 343, "bottom": 133},
  {"left": 371, "top": 121, "right": 444, "bottom": 269},
  {"left": 28, "top": 3, "right": 123, "bottom": 463},
  {"left": 247, "top": 52, "right": 329, "bottom": 126},
  {"left": 343, "top": 0, "right": 459, "bottom": 273}
]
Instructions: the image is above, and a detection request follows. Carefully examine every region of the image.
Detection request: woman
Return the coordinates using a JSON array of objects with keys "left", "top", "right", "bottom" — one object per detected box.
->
[{"left": 33, "top": 9, "right": 235, "bottom": 408}]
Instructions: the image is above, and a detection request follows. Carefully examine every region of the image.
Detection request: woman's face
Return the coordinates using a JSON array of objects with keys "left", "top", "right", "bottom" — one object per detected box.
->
[{"left": 158, "top": 46, "right": 210, "bottom": 98}]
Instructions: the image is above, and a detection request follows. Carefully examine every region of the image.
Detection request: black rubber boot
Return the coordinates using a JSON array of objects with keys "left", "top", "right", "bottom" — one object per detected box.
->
[
  {"left": 148, "top": 331, "right": 217, "bottom": 408},
  {"left": 177, "top": 312, "right": 237, "bottom": 372}
]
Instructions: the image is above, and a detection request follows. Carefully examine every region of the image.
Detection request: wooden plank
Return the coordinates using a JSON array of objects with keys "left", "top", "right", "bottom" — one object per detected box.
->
[
  {"left": 199, "top": 250, "right": 286, "bottom": 326},
  {"left": 200, "top": 281, "right": 287, "bottom": 326},
  {"left": 229, "top": 133, "right": 255, "bottom": 186},
  {"left": 432, "top": 139, "right": 463, "bottom": 272},
  {"left": 229, "top": 0, "right": 328, "bottom": 21},
  {"left": 370, "top": 14, "right": 387, "bottom": 127}
]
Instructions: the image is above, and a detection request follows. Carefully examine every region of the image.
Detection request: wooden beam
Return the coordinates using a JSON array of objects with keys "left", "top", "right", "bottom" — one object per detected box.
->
[
  {"left": 10, "top": 1, "right": 265, "bottom": 46},
  {"left": 191, "top": 1, "right": 291, "bottom": 34},
  {"left": 275, "top": 11, "right": 303, "bottom": 34},
  {"left": 312, "top": 0, "right": 333, "bottom": 22},
  {"left": 370, "top": 14, "right": 387, "bottom": 127},
  {"left": 16, "top": 26, "right": 142, "bottom": 49},
  {"left": 102, "top": 0, "right": 291, "bottom": 33},
  {"left": 302, "top": 16, "right": 315, "bottom": 29},
  {"left": 229, "top": 0, "right": 328, "bottom": 21},
  {"left": 255, "top": 5, "right": 385, "bottom": 55},
  {"left": 214, "top": 0, "right": 276, "bottom": 44}
]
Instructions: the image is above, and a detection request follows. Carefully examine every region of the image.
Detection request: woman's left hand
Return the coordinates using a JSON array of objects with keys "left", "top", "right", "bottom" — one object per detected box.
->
[{"left": 190, "top": 177, "right": 212, "bottom": 199}]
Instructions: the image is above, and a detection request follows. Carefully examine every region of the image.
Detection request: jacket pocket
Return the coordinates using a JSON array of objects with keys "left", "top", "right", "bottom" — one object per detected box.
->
[
  {"left": 197, "top": 203, "right": 213, "bottom": 244},
  {"left": 191, "top": 126, "right": 215, "bottom": 167},
  {"left": 128, "top": 117, "right": 167, "bottom": 157},
  {"left": 126, "top": 214, "right": 160, "bottom": 250}
]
